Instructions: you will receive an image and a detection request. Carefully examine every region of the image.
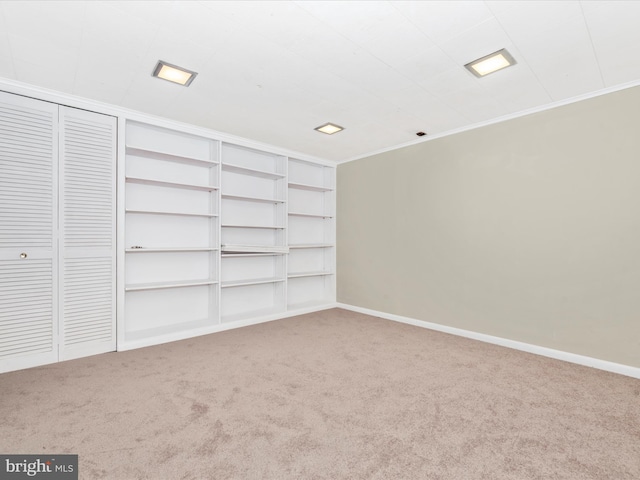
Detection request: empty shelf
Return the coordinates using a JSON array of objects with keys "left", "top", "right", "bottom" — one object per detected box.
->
[
  {"left": 125, "top": 146, "right": 218, "bottom": 167},
  {"left": 125, "top": 247, "right": 218, "bottom": 253},
  {"left": 288, "top": 244, "right": 333, "bottom": 249},
  {"left": 288, "top": 181, "right": 333, "bottom": 192},
  {"left": 221, "top": 244, "right": 289, "bottom": 254},
  {"left": 221, "top": 277, "right": 286, "bottom": 288},
  {"left": 125, "top": 279, "right": 218, "bottom": 291},
  {"left": 126, "top": 176, "right": 218, "bottom": 191},
  {"left": 221, "top": 193, "right": 285, "bottom": 204},
  {"left": 221, "top": 224, "right": 285, "bottom": 229},
  {"left": 288, "top": 271, "right": 333, "bottom": 278},
  {"left": 222, "top": 163, "right": 285, "bottom": 179},
  {"left": 126, "top": 209, "right": 217, "bottom": 217},
  {"left": 288, "top": 212, "right": 333, "bottom": 218}
]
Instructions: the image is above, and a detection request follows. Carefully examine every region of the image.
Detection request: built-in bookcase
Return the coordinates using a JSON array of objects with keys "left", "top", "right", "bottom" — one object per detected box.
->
[
  {"left": 220, "top": 144, "right": 287, "bottom": 322},
  {"left": 119, "top": 122, "right": 335, "bottom": 350},
  {"left": 123, "top": 122, "right": 220, "bottom": 344},
  {"left": 287, "top": 158, "right": 335, "bottom": 309}
]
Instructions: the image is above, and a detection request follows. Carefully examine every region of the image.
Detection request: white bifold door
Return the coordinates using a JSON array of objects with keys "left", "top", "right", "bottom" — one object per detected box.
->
[
  {"left": 0, "top": 91, "right": 116, "bottom": 373},
  {"left": 0, "top": 92, "right": 59, "bottom": 372}
]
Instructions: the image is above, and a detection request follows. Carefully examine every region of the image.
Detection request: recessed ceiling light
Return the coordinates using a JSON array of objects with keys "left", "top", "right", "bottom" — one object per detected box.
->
[
  {"left": 465, "top": 49, "right": 516, "bottom": 78},
  {"left": 314, "top": 123, "right": 344, "bottom": 135},
  {"left": 152, "top": 60, "right": 197, "bottom": 86}
]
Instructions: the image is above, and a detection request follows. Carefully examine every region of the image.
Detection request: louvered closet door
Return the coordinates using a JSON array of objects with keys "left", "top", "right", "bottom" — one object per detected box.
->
[
  {"left": 0, "top": 91, "right": 59, "bottom": 374},
  {"left": 59, "top": 106, "right": 116, "bottom": 360}
]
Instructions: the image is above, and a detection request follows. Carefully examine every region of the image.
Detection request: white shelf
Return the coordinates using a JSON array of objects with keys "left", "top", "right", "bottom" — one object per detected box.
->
[
  {"left": 126, "top": 146, "right": 218, "bottom": 167},
  {"left": 288, "top": 244, "right": 334, "bottom": 249},
  {"left": 222, "top": 162, "right": 285, "bottom": 179},
  {"left": 288, "top": 182, "right": 333, "bottom": 192},
  {"left": 125, "top": 279, "right": 218, "bottom": 291},
  {"left": 221, "top": 224, "right": 285, "bottom": 229},
  {"left": 288, "top": 271, "right": 333, "bottom": 279},
  {"left": 126, "top": 209, "right": 218, "bottom": 218},
  {"left": 222, "top": 253, "right": 285, "bottom": 258},
  {"left": 125, "top": 247, "right": 218, "bottom": 253},
  {"left": 221, "top": 244, "right": 289, "bottom": 254},
  {"left": 221, "top": 193, "right": 285, "bottom": 204},
  {"left": 126, "top": 176, "right": 218, "bottom": 191},
  {"left": 221, "top": 277, "right": 286, "bottom": 288},
  {"left": 288, "top": 212, "right": 333, "bottom": 218}
]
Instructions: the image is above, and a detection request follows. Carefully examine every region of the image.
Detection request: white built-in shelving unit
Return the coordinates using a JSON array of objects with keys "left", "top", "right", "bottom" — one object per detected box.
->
[
  {"left": 220, "top": 144, "right": 288, "bottom": 323},
  {"left": 119, "top": 120, "right": 335, "bottom": 350},
  {"left": 287, "top": 158, "right": 335, "bottom": 310},
  {"left": 123, "top": 122, "right": 220, "bottom": 345}
]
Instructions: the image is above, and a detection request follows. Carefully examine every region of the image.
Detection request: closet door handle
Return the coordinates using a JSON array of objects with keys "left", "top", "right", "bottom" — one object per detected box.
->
[{"left": 19, "top": 253, "right": 27, "bottom": 259}]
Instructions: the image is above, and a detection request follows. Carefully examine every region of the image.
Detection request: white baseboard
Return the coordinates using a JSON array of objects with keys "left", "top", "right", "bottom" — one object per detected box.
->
[{"left": 336, "top": 303, "right": 640, "bottom": 380}]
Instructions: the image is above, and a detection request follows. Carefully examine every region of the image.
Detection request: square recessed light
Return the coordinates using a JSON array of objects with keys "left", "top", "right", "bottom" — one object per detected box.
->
[
  {"left": 315, "top": 123, "right": 344, "bottom": 135},
  {"left": 152, "top": 60, "right": 198, "bottom": 86},
  {"left": 465, "top": 49, "right": 516, "bottom": 78}
]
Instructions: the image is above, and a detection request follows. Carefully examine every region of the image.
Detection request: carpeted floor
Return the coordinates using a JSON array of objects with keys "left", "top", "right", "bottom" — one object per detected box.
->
[{"left": 1, "top": 308, "right": 639, "bottom": 479}]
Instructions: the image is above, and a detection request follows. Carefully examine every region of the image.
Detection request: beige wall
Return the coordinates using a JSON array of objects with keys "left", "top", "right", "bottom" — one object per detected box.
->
[{"left": 337, "top": 86, "right": 640, "bottom": 367}]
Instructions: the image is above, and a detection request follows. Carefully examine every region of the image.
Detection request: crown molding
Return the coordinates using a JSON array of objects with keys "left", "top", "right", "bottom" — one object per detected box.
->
[{"left": 338, "top": 78, "right": 640, "bottom": 165}]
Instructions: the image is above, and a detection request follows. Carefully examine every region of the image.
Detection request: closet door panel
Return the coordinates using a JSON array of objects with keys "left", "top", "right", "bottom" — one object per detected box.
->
[
  {"left": 0, "top": 91, "right": 58, "bottom": 373},
  {"left": 59, "top": 106, "right": 116, "bottom": 360},
  {"left": 0, "top": 258, "right": 55, "bottom": 373}
]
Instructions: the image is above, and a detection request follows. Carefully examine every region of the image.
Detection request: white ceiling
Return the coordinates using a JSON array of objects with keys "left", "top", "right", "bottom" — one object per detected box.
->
[{"left": 0, "top": 1, "right": 639, "bottom": 162}]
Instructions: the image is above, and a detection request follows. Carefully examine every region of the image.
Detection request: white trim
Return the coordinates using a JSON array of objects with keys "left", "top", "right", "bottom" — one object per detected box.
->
[
  {"left": 287, "top": 302, "right": 338, "bottom": 317},
  {"left": 0, "top": 76, "right": 331, "bottom": 166},
  {"left": 338, "top": 78, "right": 640, "bottom": 165},
  {"left": 336, "top": 303, "right": 640, "bottom": 380},
  {"left": 118, "top": 303, "right": 336, "bottom": 351},
  {"left": 116, "top": 116, "right": 127, "bottom": 350}
]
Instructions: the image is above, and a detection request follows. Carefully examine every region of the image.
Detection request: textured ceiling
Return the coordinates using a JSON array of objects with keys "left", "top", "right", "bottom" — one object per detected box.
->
[{"left": 0, "top": 1, "right": 639, "bottom": 162}]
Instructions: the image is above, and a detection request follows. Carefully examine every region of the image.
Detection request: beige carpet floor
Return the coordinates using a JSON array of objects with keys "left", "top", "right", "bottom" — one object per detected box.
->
[{"left": 1, "top": 308, "right": 639, "bottom": 479}]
